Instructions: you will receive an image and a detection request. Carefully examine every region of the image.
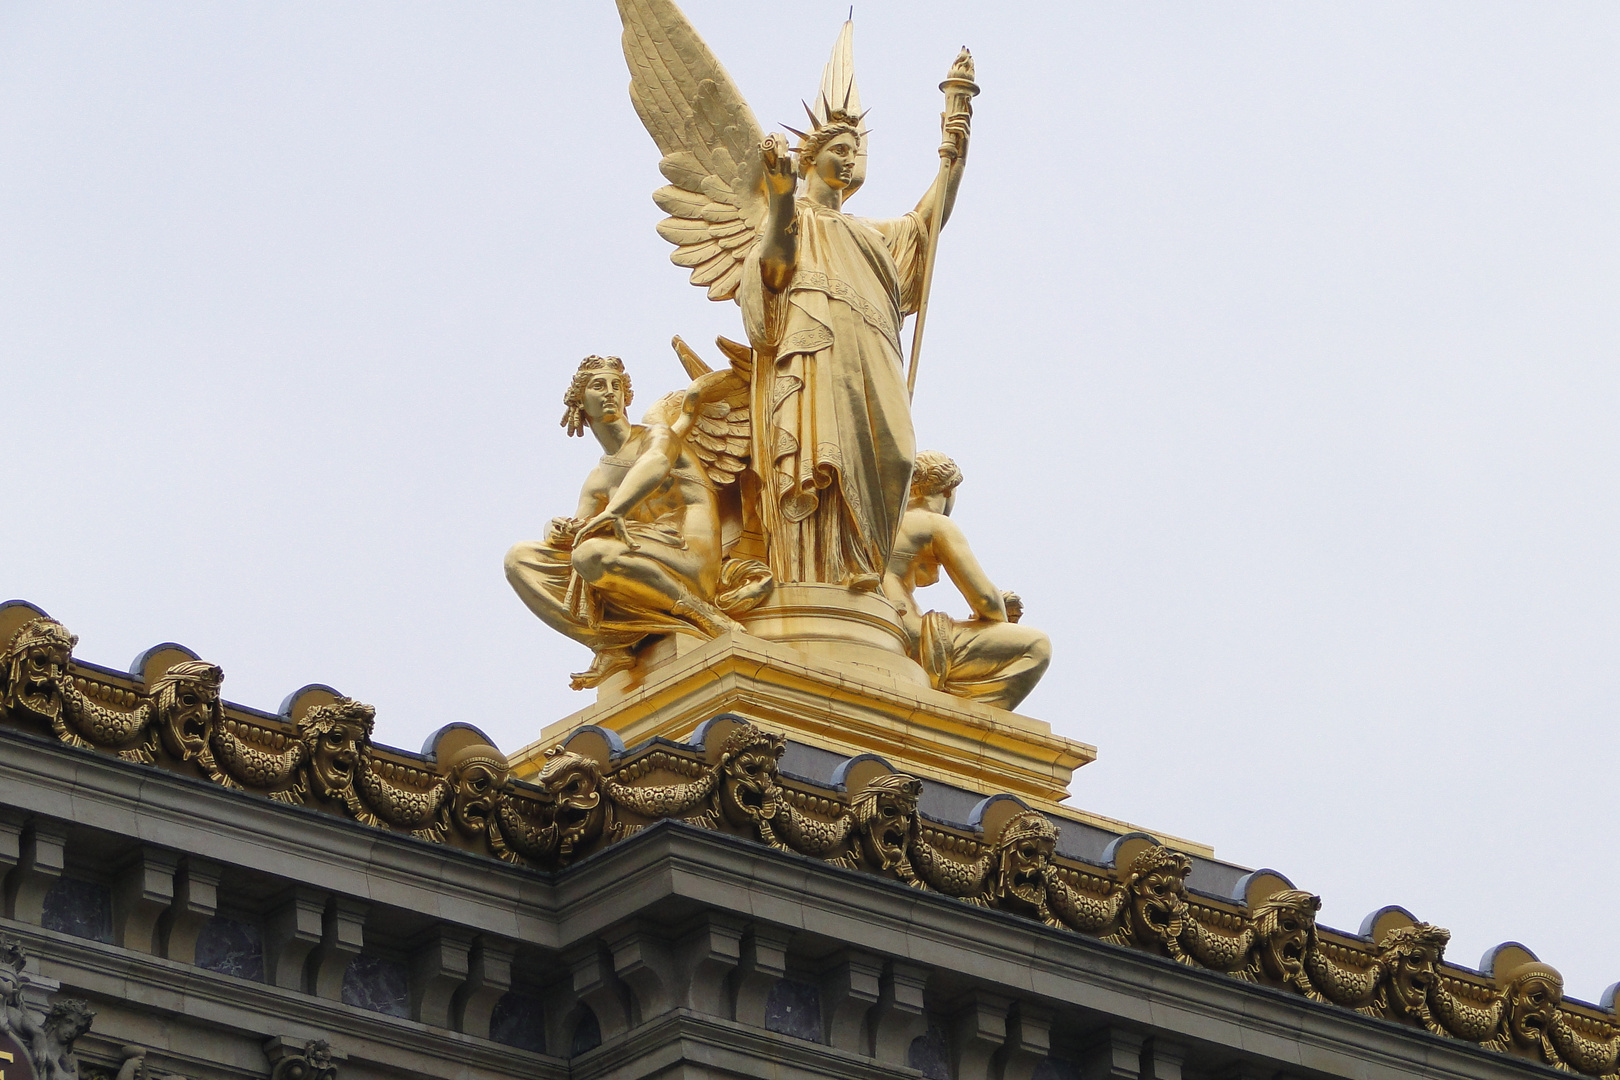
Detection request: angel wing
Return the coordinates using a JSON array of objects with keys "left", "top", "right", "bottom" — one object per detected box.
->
[
  {"left": 618, "top": 0, "right": 767, "bottom": 302},
  {"left": 670, "top": 335, "right": 752, "bottom": 486}
]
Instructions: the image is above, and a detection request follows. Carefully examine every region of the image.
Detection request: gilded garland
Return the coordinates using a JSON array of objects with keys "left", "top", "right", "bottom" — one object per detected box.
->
[{"left": 2, "top": 610, "right": 1614, "bottom": 1074}]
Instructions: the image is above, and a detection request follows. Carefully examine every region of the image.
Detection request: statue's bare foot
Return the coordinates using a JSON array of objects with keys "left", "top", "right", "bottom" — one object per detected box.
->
[
  {"left": 672, "top": 591, "right": 743, "bottom": 637},
  {"left": 846, "top": 572, "right": 882, "bottom": 593},
  {"left": 569, "top": 646, "right": 636, "bottom": 690}
]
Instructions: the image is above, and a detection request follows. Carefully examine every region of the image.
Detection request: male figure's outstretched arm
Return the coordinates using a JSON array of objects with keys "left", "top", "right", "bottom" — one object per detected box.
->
[{"left": 929, "top": 515, "right": 1007, "bottom": 622}]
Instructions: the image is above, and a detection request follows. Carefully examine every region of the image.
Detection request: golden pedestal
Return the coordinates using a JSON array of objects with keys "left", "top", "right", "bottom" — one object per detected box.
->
[{"left": 517, "top": 586, "right": 1099, "bottom": 819}]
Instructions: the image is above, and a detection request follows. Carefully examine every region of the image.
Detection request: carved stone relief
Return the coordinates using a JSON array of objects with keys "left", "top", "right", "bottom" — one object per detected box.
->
[
  {"left": 0, "top": 937, "right": 93, "bottom": 1080},
  {"left": 4, "top": 609, "right": 1618, "bottom": 1072}
]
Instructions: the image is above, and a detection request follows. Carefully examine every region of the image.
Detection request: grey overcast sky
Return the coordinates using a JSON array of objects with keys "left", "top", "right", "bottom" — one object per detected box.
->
[{"left": 4, "top": 1, "right": 1618, "bottom": 999}]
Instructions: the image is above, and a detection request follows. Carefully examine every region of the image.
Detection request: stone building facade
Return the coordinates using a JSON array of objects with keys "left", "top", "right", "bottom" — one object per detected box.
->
[{"left": 0, "top": 599, "right": 1606, "bottom": 1079}]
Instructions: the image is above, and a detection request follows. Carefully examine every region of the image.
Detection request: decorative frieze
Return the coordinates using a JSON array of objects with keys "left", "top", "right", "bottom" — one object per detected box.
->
[{"left": 0, "top": 604, "right": 1612, "bottom": 1074}]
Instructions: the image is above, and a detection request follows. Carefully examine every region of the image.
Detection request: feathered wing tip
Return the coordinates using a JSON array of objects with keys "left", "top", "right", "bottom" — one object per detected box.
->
[{"left": 816, "top": 17, "right": 868, "bottom": 199}]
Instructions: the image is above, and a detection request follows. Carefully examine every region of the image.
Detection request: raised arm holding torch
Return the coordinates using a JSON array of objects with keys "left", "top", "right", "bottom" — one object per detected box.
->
[{"left": 906, "top": 48, "right": 979, "bottom": 401}]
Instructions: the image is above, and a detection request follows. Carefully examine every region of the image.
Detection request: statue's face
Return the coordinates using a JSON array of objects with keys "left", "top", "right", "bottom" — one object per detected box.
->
[
  {"left": 719, "top": 746, "right": 779, "bottom": 825},
  {"left": 1000, "top": 829, "right": 1055, "bottom": 910},
  {"left": 450, "top": 761, "right": 507, "bottom": 837},
  {"left": 45, "top": 1004, "right": 93, "bottom": 1043},
  {"left": 1506, "top": 974, "right": 1561, "bottom": 1046},
  {"left": 1130, "top": 866, "right": 1188, "bottom": 942},
  {"left": 540, "top": 757, "right": 604, "bottom": 858},
  {"left": 1256, "top": 901, "right": 1315, "bottom": 982},
  {"left": 7, "top": 636, "right": 70, "bottom": 723},
  {"left": 582, "top": 372, "right": 626, "bottom": 425},
  {"left": 309, "top": 720, "right": 366, "bottom": 798},
  {"left": 158, "top": 674, "right": 221, "bottom": 761},
  {"left": 1386, "top": 942, "right": 1440, "bottom": 1017},
  {"left": 811, "top": 132, "right": 860, "bottom": 192}
]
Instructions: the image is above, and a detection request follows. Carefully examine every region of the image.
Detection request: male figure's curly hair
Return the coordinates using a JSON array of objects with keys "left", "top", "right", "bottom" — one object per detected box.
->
[
  {"left": 910, "top": 451, "right": 963, "bottom": 500},
  {"left": 561, "top": 355, "right": 633, "bottom": 438},
  {"left": 43, "top": 997, "right": 95, "bottom": 1041}
]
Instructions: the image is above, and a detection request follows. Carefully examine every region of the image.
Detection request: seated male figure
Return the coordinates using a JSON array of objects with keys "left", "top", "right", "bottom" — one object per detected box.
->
[
  {"left": 505, "top": 355, "right": 738, "bottom": 689},
  {"left": 882, "top": 451, "right": 1051, "bottom": 711}
]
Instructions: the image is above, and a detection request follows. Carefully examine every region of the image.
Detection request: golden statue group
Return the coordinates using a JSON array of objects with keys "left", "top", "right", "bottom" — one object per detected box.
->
[{"left": 506, "top": 0, "right": 1049, "bottom": 710}]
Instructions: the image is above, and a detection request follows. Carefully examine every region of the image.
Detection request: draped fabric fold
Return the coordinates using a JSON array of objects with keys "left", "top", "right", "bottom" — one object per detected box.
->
[{"left": 740, "top": 201, "right": 924, "bottom": 582}]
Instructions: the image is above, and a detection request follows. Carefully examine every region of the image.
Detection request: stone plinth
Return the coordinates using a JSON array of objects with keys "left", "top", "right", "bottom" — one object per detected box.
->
[
  {"left": 735, "top": 582, "right": 926, "bottom": 686},
  {"left": 517, "top": 625, "right": 1096, "bottom": 814}
]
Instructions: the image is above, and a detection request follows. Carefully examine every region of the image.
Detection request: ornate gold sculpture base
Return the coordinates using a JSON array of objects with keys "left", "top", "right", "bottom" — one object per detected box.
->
[
  {"left": 513, "top": 592, "right": 1212, "bottom": 852},
  {"left": 737, "top": 583, "right": 926, "bottom": 687},
  {"left": 514, "top": 588, "right": 1095, "bottom": 815}
]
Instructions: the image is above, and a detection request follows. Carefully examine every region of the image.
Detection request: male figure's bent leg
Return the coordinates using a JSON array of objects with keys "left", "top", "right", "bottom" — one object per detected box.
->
[
  {"left": 938, "top": 620, "right": 1052, "bottom": 711},
  {"left": 571, "top": 537, "right": 740, "bottom": 637},
  {"left": 504, "top": 540, "right": 641, "bottom": 651}
]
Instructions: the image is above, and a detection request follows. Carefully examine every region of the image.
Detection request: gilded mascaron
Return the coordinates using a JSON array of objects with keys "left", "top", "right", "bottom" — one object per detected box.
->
[{"left": 4, "top": 611, "right": 1618, "bottom": 1076}]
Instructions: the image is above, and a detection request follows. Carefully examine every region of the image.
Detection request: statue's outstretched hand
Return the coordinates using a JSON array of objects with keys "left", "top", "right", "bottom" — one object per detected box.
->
[{"left": 761, "top": 134, "right": 796, "bottom": 198}]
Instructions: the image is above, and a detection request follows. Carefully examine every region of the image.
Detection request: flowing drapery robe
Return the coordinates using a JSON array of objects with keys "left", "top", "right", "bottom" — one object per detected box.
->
[
  {"left": 739, "top": 200, "right": 925, "bottom": 583},
  {"left": 504, "top": 440, "right": 722, "bottom": 650}
]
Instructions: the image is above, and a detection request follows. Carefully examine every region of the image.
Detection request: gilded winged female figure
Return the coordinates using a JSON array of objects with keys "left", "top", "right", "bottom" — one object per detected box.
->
[{"left": 618, "top": 0, "right": 972, "bottom": 588}]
